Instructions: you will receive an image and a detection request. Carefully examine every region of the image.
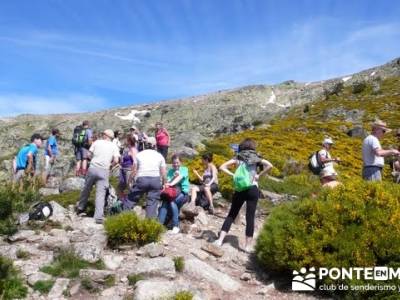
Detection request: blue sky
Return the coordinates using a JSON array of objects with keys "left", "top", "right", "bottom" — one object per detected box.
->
[{"left": 0, "top": 0, "right": 399, "bottom": 116}]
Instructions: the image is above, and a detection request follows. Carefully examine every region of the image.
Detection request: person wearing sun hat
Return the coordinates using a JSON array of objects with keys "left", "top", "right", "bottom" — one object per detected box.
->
[
  {"left": 76, "top": 129, "right": 120, "bottom": 223},
  {"left": 318, "top": 137, "right": 341, "bottom": 187},
  {"left": 362, "top": 120, "right": 400, "bottom": 181}
]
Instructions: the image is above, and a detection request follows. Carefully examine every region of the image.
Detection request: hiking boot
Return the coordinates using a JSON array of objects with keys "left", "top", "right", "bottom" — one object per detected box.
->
[
  {"left": 171, "top": 226, "right": 180, "bottom": 234},
  {"left": 95, "top": 219, "right": 104, "bottom": 225},
  {"left": 213, "top": 239, "right": 223, "bottom": 247},
  {"left": 74, "top": 206, "right": 86, "bottom": 215},
  {"left": 208, "top": 206, "right": 214, "bottom": 215}
]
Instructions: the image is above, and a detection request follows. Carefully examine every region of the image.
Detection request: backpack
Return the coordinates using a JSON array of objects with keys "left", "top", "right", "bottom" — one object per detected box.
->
[
  {"left": 28, "top": 202, "right": 53, "bottom": 221},
  {"left": 72, "top": 126, "right": 88, "bottom": 147},
  {"left": 308, "top": 151, "right": 324, "bottom": 175},
  {"left": 233, "top": 162, "right": 252, "bottom": 192},
  {"left": 195, "top": 193, "right": 210, "bottom": 210}
]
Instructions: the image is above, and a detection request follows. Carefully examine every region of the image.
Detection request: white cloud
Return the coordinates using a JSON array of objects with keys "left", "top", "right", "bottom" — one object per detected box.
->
[{"left": 0, "top": 93, "right": 108, "bottom": 117}]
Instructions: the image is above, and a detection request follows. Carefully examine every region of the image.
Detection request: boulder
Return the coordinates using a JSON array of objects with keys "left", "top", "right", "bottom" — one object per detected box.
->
[
  {"left": 39, "top": 235, "right": 70, "bottom": 251},
  {"left": 39, "top": 188, "right": 60, "bottom": 197},
  {"left": 102, "top": 254, "right": 124, "bottom": 271},
  {"left": 184, "top": 258, "right": 241, "bottom": 292},
  {"left": 140, "top": 242, "right": 165, "bottom": 258},
  {"left": 79, "top": 269, "right": 115, "bottom": 284},
  {"left": 27, "top": 272, "right": 53, "bottom": 286},
  {"left": 59, "top": 177, "right": 85, "bottom": 193},
  {"left": 190, "top": 249, "right": 209, "bottom": 261},
  {"left": 134, "top": 279, "right": 204, "bottom": 300},
  {"left": 48, "top": 278, "right": 70, "bottom": 299},
  {"left": 181, "top": 205, "right": 200, "bottom": 220},
  {"left": 8, "top": 230, "right": 36, "bottom": 243},
  {"left": 131, "top": 257, "right": 176, "bottom": 279},
  {"left": 49, "top": 201, "right": 67, "bottom": 223},
  {"left": 347, "top": 126, "right": 368, "bottom": 138},
  {"left": 178, "top": 146, "right": 198, "bottom": 159},
  {"left": 201, "top": 243, "right": 224, "bottom": 258},
  {"left": 196, "top": 210, "right": 209, "bottom": 225}
]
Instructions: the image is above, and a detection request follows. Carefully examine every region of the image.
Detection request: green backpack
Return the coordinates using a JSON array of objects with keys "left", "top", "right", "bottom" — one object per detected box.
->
[{"left": 233, "top": 162, "right": 252, "bottom": 192}]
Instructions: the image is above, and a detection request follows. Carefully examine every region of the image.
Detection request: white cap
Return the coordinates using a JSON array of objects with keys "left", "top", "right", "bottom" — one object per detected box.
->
[{"left": 322, "top": 138, "right": 333, "bottom": 145}]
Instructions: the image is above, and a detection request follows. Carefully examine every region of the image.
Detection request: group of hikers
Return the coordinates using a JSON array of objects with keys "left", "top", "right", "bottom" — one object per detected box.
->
[{"left": 10, "top": 118, "right": 400, "bottom": 252}]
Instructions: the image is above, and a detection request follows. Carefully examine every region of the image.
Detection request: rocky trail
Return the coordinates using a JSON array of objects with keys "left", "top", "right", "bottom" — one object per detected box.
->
[{"left": 0, "top": 178, "right": 321, "bottom": 300}]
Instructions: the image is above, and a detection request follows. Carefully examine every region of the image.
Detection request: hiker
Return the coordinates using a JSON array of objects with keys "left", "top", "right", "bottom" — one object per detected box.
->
[
  {"left": 130, "top": 126, "right": 148, "bottom": 152},
  {"left": 112, "top": 130, "right": 123, "bottom": 154},
  {"left": 126, "top": 137, "right": 167, "bottom": 218},
  {"left": 318, "top": 138, "right": 341, "bottom": 186},
  {"left": 362, "top": 120, "right": 399, "bottom": 181},
  {"left": 392, "top": 129, "right": 400, "bottom": 183},
  {"left": 13, "top": 133, "right": 43, "bottom": 185},
  {"left": 118, "top": 134, "right": 138, "bottom": 199},
  {"left": 42, "top": 128, "right": 61, "bottom": 184},
  {"left": 214, "top": 138, "right": 273, "bottom": 253},
  {"left": 72, "top": 120, "right": 93, "bottom": 177},
  {"left": 190, "top": 153, "right": 219, "bottom": 214},
  {"left": 76, "top": 129, "right": 120, "bottom": 224},
  {"left": 155, "top": 122, "right": 170, "bottom": 160},
  {"left": 158, "top": 154, "right": 190, "bottom": 234}
]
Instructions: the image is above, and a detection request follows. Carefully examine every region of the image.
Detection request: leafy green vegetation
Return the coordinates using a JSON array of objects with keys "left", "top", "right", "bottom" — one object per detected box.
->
[
  {"left": 127, "top": 274, "right": 144, "bottom": 286},
  {"left": 0, "top": 256, "right": 27, "bottom": 299},
  {"left": 173, "top": 256, "right": 185, "bottom": 272},
  {"left": 256, "top": 180, "right": 400, "bottom": 299},
  {"left": 171, "top": 291, "right": 193, "bottom": 300},
  {"left": 40, "top": 250, "right": 104, "bottom": 278},
  {"left": 104, "top": 212, "right": 165, "bottom": 247},
  {"left": 16, "top": 249, "right": 30, "bottom": 260},
  {"left": 32, "top": 280, "right": 55, "bottom": 294}
]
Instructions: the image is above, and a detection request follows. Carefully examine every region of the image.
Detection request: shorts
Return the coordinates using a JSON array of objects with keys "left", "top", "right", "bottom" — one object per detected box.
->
[
  {"left": 75, "top": 147, "right": 90, "bottom": 160},
  {"left": 44, "top": 155, "right": 55, "bottom": 173}
]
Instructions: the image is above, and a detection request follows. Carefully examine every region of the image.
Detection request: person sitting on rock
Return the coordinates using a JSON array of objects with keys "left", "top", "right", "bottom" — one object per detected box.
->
[
  {"left": 190, "top": 152, "right": 219, "bottom": 214},
  {"left": 125, "top": 137, "right": 167, "bottom": 218},
  {"left": 158, "top": 154, "right": 190, "bottom": 234},
  {"left": 214, "top": 138, "right": 273, "bottom": 253},
  {"left": 118, "top": 134, "right": 138, "bottom": 199},
  {"left": 318, "top": 137, "right": 341, "bottom": 186},
  {"left": 76, "top": 129, "right": 120, "bottom": 224}
]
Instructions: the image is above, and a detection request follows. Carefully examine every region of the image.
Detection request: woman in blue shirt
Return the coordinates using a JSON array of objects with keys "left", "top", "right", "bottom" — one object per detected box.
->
[{"left": 158, "top": 154, "right": 190, "bottom": 234}]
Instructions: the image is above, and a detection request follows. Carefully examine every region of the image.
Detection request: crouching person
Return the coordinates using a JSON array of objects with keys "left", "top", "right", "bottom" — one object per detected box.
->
[
  {"left": 76, "top": 129, "right": 120, "bottom": 224},
  {"left": 158, "top": 154, "right": 190, "bottom": 234},
  {"left": 126, "top": 137, "right": 167, "bottom": 218}
]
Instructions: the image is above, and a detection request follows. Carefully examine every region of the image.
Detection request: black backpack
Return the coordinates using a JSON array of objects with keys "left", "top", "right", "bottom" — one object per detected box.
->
[
  {"left": 308, "top": 151, "right": 324, "bottom": 175},
  {"left": 72, "top": 126, "right": 88, "bottom": 147},
  {"left": 29, "top": 202, "right": 53, "bottom": 221}
]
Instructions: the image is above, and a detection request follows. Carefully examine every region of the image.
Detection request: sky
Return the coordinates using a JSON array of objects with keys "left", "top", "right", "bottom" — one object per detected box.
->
[{"left": 0, "top": 0, "right": 399, "bottom": 117}]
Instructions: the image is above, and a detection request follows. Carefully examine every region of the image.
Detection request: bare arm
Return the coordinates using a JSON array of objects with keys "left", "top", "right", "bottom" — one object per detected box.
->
[
  {"left": 257, "top": 159, "right": 273, "bottom": 178},
  {"left": 193, "top": 169, "right": 203, "bottom": 181},
  {"left": 168, "top": 175, "right": 183, "bottom": 187},
  {"left": 219, "top": 159, "right": 237, "bottom": 177},
  {"left": 206, "top": 164, "right": 218, "bottom": 186},
  {"left": 26, "top": 153, "right": 34, "bottom": 174},
  {"left": 375, "top": 148, "right": 399, "bottom": 157}
]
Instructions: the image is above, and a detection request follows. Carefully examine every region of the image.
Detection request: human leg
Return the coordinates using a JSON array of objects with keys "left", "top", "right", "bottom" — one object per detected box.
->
[
  {"left": 77, "top": 168, "right": 97, "bottom": 211},
  {"left": 158, "top": 200, "right": 169, "bottom": 225},
  {"left": 94, "top": 168, "right": 109, "bottom": 222},
  {"left": 146, "top": 177, "right": 162, "bottom": 218},
  {"left": 190, "top": 186, "right": 199, "bottom": 204}
]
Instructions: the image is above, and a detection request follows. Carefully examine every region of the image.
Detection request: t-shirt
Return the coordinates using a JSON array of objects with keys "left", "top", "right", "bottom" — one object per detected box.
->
[
  {"left": 45, "top": 135, "right": 58, "bottom": 156},
  {"left": 318, "top": 149, "right": 337, "bottom": 176},
  {"left": 89, "top": 140, "right": 120, "bottom": 170},
  {"left": 136, "top": 149, "right": 166, "bottom": 177},
  {"left": 167, "top": 166, "right": 190, "bottom": 194},
  {"left": 16, "top": 143, "right": 38, "bottom": 170},
  {"left": 156, "top": 129, "right": 169, "bottom": 146},
  {"left": 362, "top": 135, "right": 384, "bottom": 167}
]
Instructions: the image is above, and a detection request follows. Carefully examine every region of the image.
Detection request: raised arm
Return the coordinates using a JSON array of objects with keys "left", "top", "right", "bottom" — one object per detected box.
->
[
  {"left": 257, "top": 159, "right": 273, "bottom": 178},
  {"left": 219, "top": 159, "right": 237, "bottom": 177}
]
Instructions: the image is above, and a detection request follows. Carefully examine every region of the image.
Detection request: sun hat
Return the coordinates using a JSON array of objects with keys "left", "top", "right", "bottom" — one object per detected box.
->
[
  {"left": 147, "top": 137, "right": 157, "bottom": 146},
  {"left": 371, "top": 119, "right": 391, "bottom": 133},
  {"left": 322, "top": 137, "right": 334, "bottom": 145}
]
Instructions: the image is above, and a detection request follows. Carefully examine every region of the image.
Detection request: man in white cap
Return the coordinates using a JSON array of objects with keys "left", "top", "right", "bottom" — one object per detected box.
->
[
  {"left": 126, "top": 136, "right": 167, "bottom": 218},
  {"left": 76, "top": 129, "right": 120, "bottom": 223},
  {"left": 362, "top": 120, "right": 399, "bottom": 181},
  {"left": 318, "top": 137, "right": 340, "bottom": 182}
]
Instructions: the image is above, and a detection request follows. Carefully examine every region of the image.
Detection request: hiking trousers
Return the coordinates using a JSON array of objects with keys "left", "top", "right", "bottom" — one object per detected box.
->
[
  {"left": 221, "top": 185, "right": 259, "bottom": 237},
  {"left": 128, "top": 176, "right": 162, "bottom": 218},
  {"left": 78, "top": 166, "right": 109, "bottom": 221}
]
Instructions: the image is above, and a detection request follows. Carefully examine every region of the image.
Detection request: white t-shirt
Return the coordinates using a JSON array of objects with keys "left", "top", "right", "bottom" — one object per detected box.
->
[
  {"left": 318, "top": 149, "right": 337, "bottom": 176},
  {"left": 362, "top": 134, "right": 384, "bottom": 167},
  {"left": 89, "top": 140, "right": 120, "bottom": 170},
  {"left": 136, "top": 149, "right": 166, "bottom": 177}
]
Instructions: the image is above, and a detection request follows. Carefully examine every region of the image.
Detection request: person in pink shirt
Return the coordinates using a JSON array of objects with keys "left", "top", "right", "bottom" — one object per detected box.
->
[{"left": 155, "top": 122, "right": 170, "bottom": 160}]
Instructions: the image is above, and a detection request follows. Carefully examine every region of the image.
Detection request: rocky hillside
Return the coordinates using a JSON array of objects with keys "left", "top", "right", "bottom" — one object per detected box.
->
[{"left": 0, "top": 57, "right": 399, "bottom": 181}]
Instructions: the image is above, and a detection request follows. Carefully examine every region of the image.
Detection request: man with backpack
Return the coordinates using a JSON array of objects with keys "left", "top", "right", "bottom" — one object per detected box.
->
[
  {"left": 72, "top": 120, "right": 93, "bottom": 177},
  {"left": 13, "top": 133, "right": 43, "bottom": 185},
  {"left": 42, "top": 128, "right": 61, "bottom": 184},
  {"left": 76, "top": 129, "right": 120, "bottom": 224}
]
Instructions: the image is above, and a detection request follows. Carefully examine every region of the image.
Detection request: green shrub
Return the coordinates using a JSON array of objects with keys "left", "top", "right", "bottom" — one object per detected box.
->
[
  {"left": 16, "top": 249, "right": 30, "bottom": 260},
  {"left": 0, "top": 256, "right": 28, "bottom": 299},
  {"left": 33, "top": 280, "right": 55, "bottom": 294},
  {"left": 127, "top": 274, "right": 144, "bottom": 286},
  {"left": 104, "top": 212, "right": 165, "bottom": 247},
  {"left": 81, "top": 276, "right": 99, "bottom": 293},
  {"left": 41, "top": 250, "right": 104, "bottom": 278},
  {"left": 173, "top": 256, "right": 185, "bottom": 272},
  {"left": 256, "top": 180, "right": 400, "bottom": 299},
  {"left": 171, "top": 291, "right": 193, "bottom": 300}
]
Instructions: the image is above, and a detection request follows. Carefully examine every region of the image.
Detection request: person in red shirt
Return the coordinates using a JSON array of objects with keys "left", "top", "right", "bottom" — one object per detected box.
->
[{"left": 155, "top": 122, "right": 170, "bottom": 160}]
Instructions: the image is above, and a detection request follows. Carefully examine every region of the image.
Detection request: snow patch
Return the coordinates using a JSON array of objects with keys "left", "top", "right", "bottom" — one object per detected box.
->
[
  {"left": 342, "top": 76, "right": 352, "bottom": 82},
  {"left": 370, "top": 71, "right": 376, "bottom": 77},
  {"left": 114, "top": 109, "right": 150, "bottom": 124},
  {"left": 267, "top": 90, "right": 276, "bottom": 104}
]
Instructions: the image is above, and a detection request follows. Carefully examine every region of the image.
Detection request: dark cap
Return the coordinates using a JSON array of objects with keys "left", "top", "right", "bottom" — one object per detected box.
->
[
  {"left": 30, "top": 133, "right": 43, "bottom": 142},
  {"left": 52, "top": 128, "right": 60, "bottom": 135}
]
